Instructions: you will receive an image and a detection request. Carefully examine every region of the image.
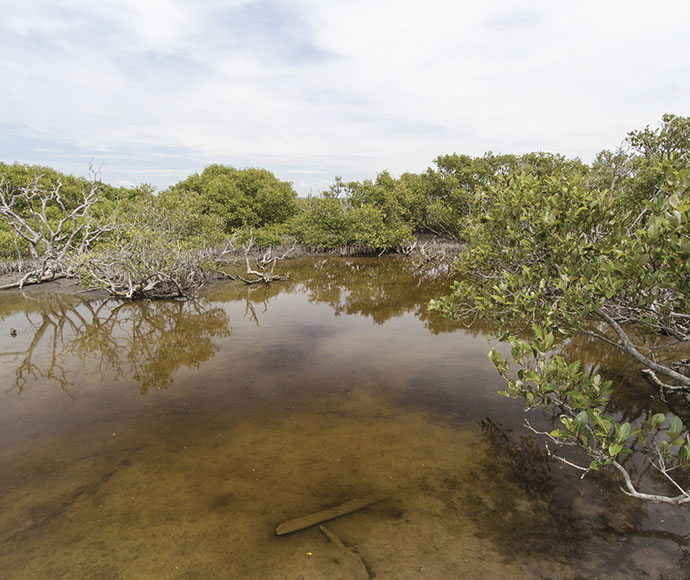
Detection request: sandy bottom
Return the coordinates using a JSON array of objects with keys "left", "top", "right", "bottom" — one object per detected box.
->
[
  {"left": 1, "top": 259, "right": 689, "bottom": 579},
  {"left": 2, "top": 385, "right": 686, "bottom": 580}
]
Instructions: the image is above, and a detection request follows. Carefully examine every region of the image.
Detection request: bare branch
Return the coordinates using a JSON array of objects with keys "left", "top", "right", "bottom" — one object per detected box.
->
[
  {"left": 238, "top": 238, "right": 294, "bottom": 284},
  {"left": 611, "top": 461, "right": 690, "bottom": 505},
  {"left": 0, "top": 167, "right": 109, "bottom": 284},
  {"left": 641, "top": 368, "right": 690, "bottom": 393},
  {"left": 595, "top": 308, "right": 690, "bottom": 389}
]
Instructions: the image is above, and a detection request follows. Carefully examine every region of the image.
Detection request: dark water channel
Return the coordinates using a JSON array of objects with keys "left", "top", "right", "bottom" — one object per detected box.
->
[{"left": 1, "top": 257, "right": 688, "bottom": 579}]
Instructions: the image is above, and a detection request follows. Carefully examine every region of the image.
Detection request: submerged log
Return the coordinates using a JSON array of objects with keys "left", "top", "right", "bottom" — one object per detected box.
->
[{"left": 275, "top": 496, "right": 381, "bottom": 536}]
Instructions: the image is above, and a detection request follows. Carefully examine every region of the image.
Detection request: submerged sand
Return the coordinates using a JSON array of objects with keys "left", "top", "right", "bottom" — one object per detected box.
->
[{"left": 1, "top": 258, "right": 688, "bottom": 579}]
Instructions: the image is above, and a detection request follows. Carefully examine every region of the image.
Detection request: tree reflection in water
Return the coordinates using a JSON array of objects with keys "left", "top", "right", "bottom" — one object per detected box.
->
[
  {"left": 476, "top": 418, "right": 690, "bottom": 576},
  {"left": 1, "top": 296, "right": 230, "bottom": 395},
  {"left": 209, "top": 255, "right": 462, "bottom": 333},
  {"left": 479, "top": 417, "right": 554, "bottom": 499},
  {"left": 303, "top": 256, "right": 455, "bottom": 328},
  {"left": 475, "top": 418, "right": 585, "bottom": 555}
]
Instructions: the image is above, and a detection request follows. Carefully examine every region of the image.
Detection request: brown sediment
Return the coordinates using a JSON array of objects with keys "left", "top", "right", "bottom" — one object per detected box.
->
[{"left": 0, "top": 256, "right": 687, "bottom": 579}]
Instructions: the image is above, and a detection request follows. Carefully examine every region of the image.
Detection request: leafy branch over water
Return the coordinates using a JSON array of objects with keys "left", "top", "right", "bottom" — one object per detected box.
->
[{"left": 431, "top": 114, "right": 690, "bottom": 504}]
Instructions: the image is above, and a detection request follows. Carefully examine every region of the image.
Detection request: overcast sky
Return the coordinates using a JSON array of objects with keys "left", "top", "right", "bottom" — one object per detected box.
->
[{"left": 0, "top": 0, "right": 688, "bottom": 194}]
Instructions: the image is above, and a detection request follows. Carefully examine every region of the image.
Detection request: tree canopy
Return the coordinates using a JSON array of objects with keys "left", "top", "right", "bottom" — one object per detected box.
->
[{"left": 168, "top": 164, "right": 299, "bottom": 232}]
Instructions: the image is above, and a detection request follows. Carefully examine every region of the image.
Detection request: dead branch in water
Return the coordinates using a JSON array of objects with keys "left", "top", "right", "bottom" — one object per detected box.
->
[
  {"left": 75, "top": 201, "right": 237, "bottom": 299},
  {"left": 238, "top": 235, "right": 295, "bottom": 284},
  {"left": 0, "top": 273, "right": 67, "bottom": 291},
  {"left": 275, "top": 496, "right": 381, "bottom": 536},
  {"left": 319, "top": 525, "right": 373, "bottom": 579}
]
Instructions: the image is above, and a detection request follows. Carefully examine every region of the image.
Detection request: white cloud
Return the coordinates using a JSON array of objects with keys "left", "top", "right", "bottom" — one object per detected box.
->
[{"left": 0, "top": 0, "right": 688, "bottom": 192}]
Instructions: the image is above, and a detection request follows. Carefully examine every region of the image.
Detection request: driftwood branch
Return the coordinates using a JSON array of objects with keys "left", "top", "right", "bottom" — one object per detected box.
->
[
  {"left": 275, "top": 496, "right": 381, "bottom": 536},
  {"left": 612, "top": 460, "right": 690, "bottom": 505},
  {"left": 319, "top": 525, "right": 373, "bottom": 579},
  {"left": 0, "top": 273, "right": 67, "bottom": 291},
  {"left": 239, "top": 236, "right": 295, "bottom": 284},
  {"left": 642, "top": 368, "right": 690, "bottom": 394}
]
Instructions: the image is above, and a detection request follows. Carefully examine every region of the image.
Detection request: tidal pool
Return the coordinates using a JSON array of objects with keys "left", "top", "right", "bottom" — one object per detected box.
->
[{"left": 0, "top": 257, "right": 688, "bottom": 579}]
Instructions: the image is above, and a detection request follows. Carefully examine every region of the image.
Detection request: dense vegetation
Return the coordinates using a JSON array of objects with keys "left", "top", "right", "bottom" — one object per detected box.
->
[
  {"left": 431, "top": 114, "right": 690, "bottom": 503},
  {"left": 0, "top": 148, "right": 607, "bottom": 263},
  {"left": 1, "top": 114, "right": 689, "bottom": 502}
]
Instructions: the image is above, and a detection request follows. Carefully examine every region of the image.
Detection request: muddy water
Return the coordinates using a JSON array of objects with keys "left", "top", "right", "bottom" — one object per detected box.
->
[{"left": 0, "top": 257, "right": 688, "bottom": 579}]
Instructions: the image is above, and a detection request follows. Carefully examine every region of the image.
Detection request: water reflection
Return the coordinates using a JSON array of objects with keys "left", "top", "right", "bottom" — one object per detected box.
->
[
  {"left": 479, "top": 417, "right": 554, "bottom": 499},
  {"left": 1, "top": 257, "right": 457, "bottom": 397},
  {"left": 473, "top": 418, "right": 690, "bottom": 578},
  {"left": 239, "top": 285, "right": 269, "bottom": 326},
  {"left": 210, "top": 256, "right": 460, "bottom": 333},
  {"left": 302, "top": 257, "right": 450, "bottom": 326},
  {"left": 1, "top": 296, "right": 230, "bottom": 394},
  {"left": 472, "top": 418, "right": 584, "bottom": 558},
  {"left": 1, "top": 257, "right": 689, "bottom": 578}
]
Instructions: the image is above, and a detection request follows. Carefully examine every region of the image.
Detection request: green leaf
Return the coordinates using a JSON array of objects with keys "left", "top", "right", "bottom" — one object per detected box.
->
[
  {"left": 679, "top": 444, "right": 690, "bottom": 464},
  {"left": 669, "top": 416, "right": 683, "bottom": 436},
  {"left": 608, "top": 442, "right": 623, "bottom": 456},
  {"left": 574, "top": 410, "right": 588, "bottom": 432},
  {"left": 531, "top": 324, "right": 543, "bottom": 340}
]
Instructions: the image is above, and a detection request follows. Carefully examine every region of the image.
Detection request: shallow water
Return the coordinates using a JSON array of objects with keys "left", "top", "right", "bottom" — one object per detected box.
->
[{"left": 0, "top": 257, "right": 688, "bottom": 579}]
